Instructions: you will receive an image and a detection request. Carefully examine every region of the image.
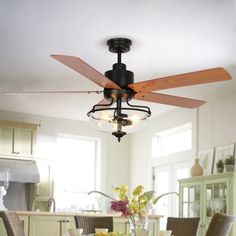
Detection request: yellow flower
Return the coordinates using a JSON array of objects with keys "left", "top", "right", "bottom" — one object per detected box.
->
[
  {"left": 132, "top": 185, "right": 144, "bottom": 196},
  {"left": 115, "top": 185, "right": 128, "bottom": 200},
  {"left": 112, "top": 184, "right": 159, "bottom": 219}
]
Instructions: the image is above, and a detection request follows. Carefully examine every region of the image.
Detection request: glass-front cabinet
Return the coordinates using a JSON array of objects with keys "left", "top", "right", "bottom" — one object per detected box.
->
[
  {"left": 182, "top": 183, "right": 202, "bottom": 218},
  {"left": 180, "top": 182, "right": 203, "bottom": 235},
  {"left": 179, "top": 173, "right": 236, "bottom": 236}
]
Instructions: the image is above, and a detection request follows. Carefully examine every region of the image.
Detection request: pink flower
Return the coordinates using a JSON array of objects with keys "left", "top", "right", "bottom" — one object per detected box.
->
[{"left": 110, "top": 200, "right": 131, "bottom": 217}]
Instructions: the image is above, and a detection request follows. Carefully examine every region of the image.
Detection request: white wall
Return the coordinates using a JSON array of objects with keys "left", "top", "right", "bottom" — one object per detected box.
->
[
  {"left": 130, "top": 90, "right": 236, "bottom": 190},
  {"left": 0, "top": 110, "right": 130, "bottom": 193},
  {"left": 198, "top": 91, "right": 236, "bottom": 150},
  {"left": 130, "top": 108, "right": 197, "bottom": 190}
]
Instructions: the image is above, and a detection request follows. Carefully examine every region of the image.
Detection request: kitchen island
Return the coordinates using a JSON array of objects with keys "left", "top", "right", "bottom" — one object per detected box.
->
[{"left": 0, "top": 211, "right": 161, "bottom": 236}]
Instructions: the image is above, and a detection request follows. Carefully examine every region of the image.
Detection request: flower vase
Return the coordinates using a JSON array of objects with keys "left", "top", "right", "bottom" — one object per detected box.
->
[
  {"left": 129, "top": 216, "right": 149, "bottom": 236},
  {"left": 190, "top": 158, "right": 203, "bottom": 177}
]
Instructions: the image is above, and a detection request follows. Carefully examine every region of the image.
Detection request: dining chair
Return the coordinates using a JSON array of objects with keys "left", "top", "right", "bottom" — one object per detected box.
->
[
  {"left": 205, "top": 213, "right": 236, "bottom": 236},
  {"left": 0, "top": 211, "right": 25, "bottom": 236},
  {"left": 166, "top": 217, "right": 200, "bottom": 236},
  {"left": 74, "top": 215, "right": 113, "bottom": 235}
]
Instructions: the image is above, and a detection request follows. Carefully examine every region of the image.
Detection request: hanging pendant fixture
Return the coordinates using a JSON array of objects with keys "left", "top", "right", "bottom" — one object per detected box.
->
[{"left": 87, "top": 38, "right": 151, "bottom": 141}]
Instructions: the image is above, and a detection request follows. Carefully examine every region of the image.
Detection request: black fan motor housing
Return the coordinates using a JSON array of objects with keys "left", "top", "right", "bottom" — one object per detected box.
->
[{"left": 105, "top": 63, "right": 134, "bottom": 87}]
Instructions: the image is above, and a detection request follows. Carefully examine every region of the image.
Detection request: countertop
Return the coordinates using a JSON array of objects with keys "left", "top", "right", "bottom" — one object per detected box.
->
[{"left": 15, "top": 211, "right": 162, "bottom": 219}]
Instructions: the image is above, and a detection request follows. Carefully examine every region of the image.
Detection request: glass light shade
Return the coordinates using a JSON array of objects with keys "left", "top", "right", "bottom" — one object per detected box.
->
[{"left": 88, "top": 104, "right": 150, "bottom": 134}]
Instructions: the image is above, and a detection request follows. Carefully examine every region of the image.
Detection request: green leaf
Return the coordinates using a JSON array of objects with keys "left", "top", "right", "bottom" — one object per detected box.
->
[{"left": 143, "top": 191, "right": 155, "bottom": 201}]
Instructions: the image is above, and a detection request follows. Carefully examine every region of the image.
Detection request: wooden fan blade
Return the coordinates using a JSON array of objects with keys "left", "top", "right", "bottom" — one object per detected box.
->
[
  {"left": 93, "top": 98, "right": 113, "bottom": 109},
  {"left": 51, "top": 55, "right": 121, "bottom": 90},
  {"left": 97, "top": 98, "right": 111, "bottom": 105},
  {"left": 129, "top": 68, "right": 232, "bottom": 92},
  {"left": 5, "top": 90, "right": 103, "bottom": 95},
  {"left": 134, "top": 92, "right": 206, "bottom": 108}
]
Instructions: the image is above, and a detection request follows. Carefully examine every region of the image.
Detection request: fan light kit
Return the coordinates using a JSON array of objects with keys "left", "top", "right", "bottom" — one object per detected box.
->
[
  {"left": 6, "top": 38, "right": 232, "bottom": 142},
  {"left": 87, "top": 38, "right": 151, "bottom": 141}
]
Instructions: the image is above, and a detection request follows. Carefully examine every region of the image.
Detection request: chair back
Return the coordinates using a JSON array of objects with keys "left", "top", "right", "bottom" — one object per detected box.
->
[
  {"left": 205, "top": 213, "right": 236, "bottom": 236},
  {"left": 0, "top": 211, "right": 25, "bottom": 236},
  {"left": 166, "top": 217, "right": 200, "bottom": 236},
  {"left": 74, "top": 215, "right": 113, "bottom": 235}
]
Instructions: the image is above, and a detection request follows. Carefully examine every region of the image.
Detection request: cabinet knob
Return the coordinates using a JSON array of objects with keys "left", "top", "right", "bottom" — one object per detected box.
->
[
  {"left": 62, "top": 219, "right": 70, "bottom": 223},
  {"left": 12, "top": 151, "right": 20, "bottom": 154}
]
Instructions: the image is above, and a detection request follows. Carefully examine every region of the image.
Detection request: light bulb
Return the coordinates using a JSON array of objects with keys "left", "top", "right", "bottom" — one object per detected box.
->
[
  {"left": 101, "top": 111, "right": 112, "bottom": 121},
  {"left": 130, "top": 114, "right": 141, "bottom": 124}
]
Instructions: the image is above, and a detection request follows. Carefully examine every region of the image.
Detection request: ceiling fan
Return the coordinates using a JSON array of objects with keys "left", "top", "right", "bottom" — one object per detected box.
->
[{"left": 6, "top": 38, "right": 232, "bottom": 141}]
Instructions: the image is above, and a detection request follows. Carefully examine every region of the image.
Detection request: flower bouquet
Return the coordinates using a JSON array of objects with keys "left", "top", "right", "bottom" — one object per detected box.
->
[
  {"left": 110, "top": 185, "right": 178, "bottom": 236},
  {"left": 110, "top": 185, "right": 154, "bottom": 236}
]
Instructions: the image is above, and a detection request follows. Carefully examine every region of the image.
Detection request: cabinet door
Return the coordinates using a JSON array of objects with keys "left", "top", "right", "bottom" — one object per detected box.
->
[
  {"left": 29, "top": 216, "right": 74, "bottom": 236},
  {"left": 14, "top": 128, "right": 34, "bottom": 156},
  {"left": 0, "top": 126, "right": 14, "bottom": 155},
  {"left": 202, "top": 178, "right": 229, "bottom": 234},
  {"left": 30, "top": 216, "right": 63, "bottom": 236},
  {"left": 0, "top": 120, "right": 37, "bottom": 157},
  {"left": 61, "top": 217, "right": 76, "bottom": 236},
  {"left": 179, "top": 182, "right": 203, "bottom": 236},
  {"left": 0, "top": 219, "right": 7, "bottom": 236},
  {"left": 180, "top": 182, "right": 202, "bottom": 218},
  {"left": 36, "top": 160, "right": 54, "bottom": 197},
  {"left": 20, "top": 215, "right": 29, "bottom": 236}
]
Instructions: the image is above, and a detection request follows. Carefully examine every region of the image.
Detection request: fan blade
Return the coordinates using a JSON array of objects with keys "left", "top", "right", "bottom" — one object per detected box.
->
[
  {"left": 129, "top": 68, "right": 232, "bottom": 92},
  {"left": 51, "top": 55, "right": 121, "bottom": 90},
  {"left": 134, "top": 92, "right": 206, "bottom": 108},
  {"left": 5, "top": 90, "right": 103, "bottom": 95},
  {"left": 97, "top": 98, "right": 111, "bottom": 105},
  {"left": 95, "top": 98, "right": 113, "bottom": 108}
]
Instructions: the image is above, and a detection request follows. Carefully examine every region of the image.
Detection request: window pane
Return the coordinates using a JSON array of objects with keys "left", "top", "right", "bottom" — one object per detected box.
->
[
  {"left": 54, "top": 136, "right": 98, "bottom": 211},
  {"left": 152, "top": 123, "right": 192, "bottom": 158},
  {"left": 154, "top": 168, "right": 171, "bottom": 230}
]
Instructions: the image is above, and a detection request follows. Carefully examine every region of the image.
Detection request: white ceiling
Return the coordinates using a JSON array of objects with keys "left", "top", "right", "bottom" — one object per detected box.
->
[{"left": 0, "top": 0, "right": 236, "bottom": 122}]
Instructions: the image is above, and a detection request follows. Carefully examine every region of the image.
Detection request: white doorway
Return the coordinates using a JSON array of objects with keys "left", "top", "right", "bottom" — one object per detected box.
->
[{"left": 153, "top": 160, "right": 192, "bottom": 229}]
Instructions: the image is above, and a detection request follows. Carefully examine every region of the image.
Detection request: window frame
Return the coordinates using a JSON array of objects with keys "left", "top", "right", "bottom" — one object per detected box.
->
[
  {"left": 54, "top": 134, "right": 101, "bottom": 211},
  {"left": 152, "top": 122, "right": 192, "bottom": 158}
]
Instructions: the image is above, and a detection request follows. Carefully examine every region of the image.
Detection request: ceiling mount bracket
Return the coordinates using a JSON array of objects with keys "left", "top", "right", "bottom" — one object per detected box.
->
[{"left": 107, "top": 38, "right": 132, "bottom": 53}]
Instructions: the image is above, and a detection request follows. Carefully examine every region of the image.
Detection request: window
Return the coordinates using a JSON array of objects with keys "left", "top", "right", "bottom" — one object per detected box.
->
[
  {"left": 153, "top": 162, "right": 191, "bottom": 229},
  {"left": 152, "top": 122, "right": 194, "bottom": 229},
  {"left": 54, "top": 135, "right": 100, "bottom": 211},
  {"left": 152, "top": 123, "right": 192, "bottom": 157}
]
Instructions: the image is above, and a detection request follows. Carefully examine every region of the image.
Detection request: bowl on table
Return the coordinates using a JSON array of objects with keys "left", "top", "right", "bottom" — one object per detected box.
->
[
  {"left": 68, "top": 228, "right": 84, "bottom": 236},
  {"left": 159, "top": 230, "right": 172, "bottom": 236},
  {"left": 95, "top": 228, "right": 109, "bottom": 234}
]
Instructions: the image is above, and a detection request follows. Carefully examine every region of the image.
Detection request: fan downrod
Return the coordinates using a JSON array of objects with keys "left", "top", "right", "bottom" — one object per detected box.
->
[{"left": 105, "top": 38, "right": 134, "bottom": 89}]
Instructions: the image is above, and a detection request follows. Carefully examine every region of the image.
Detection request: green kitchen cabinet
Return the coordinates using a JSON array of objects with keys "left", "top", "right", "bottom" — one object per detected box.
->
[
  {"left": 29, "top": 215, "right": 75, "bottom": 236},
  {"left": 179, "top": 172, "right": 236, "bottom": 236},
  {"left": 0, "top": 120, "right": 37, "bottom": 157},
  {"left": 35, "top": 160, "right": 54, "bottom": 198}
]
